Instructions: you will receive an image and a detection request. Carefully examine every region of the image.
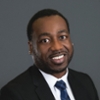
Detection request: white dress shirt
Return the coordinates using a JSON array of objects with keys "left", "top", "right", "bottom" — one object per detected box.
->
[{"left": 39, "top": 68, "right": 75, "bottom": 100}]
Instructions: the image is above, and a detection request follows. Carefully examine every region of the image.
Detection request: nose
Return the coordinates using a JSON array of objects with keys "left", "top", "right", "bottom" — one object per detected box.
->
[{"left": 50, "top": 40, "right": 63, "bottom": 51}]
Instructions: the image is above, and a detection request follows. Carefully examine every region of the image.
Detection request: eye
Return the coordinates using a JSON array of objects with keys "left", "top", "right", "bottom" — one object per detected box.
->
[
  {"left": 59, "top": 35, "right": 68, "bottom": 40},
  {"left": 40, "top": 38, "right": 50, "bottom": 43}
]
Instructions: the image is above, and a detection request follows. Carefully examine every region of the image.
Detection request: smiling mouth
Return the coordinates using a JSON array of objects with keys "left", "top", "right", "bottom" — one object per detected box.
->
[
  {"left": 52, "top": 55, "right": 64, "bottom": 60},
  {"left": 50, "top": 54, "right": 65, "bottom": 65}
]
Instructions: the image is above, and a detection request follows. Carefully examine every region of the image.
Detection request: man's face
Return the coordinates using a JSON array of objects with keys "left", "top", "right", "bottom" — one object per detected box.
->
[{"left": 29, "top": 15, "right": 73, "bottom": 77}]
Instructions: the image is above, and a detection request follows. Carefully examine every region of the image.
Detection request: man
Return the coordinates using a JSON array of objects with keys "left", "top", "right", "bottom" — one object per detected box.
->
[{"left": 0, "top": 9, "right": 99, "bottom": 100}]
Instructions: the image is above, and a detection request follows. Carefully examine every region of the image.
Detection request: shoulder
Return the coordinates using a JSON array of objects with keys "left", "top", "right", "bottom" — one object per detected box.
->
[
  {"left": 0, "top": 66, "right": 33, "bottom": 91},
  {"left": 67, "top": 69, "right": 99, "bottom": 100},
  {"left": 6, "top": 66, "right": 33, "bottom": 86},
  {"left": 0, "top": 65, "right": 40, "bottom": 99},
  {"left": 69, "top": 68, "right": 91, "bottom": 79},
  {"left": 68, "top": 68, "right": 94, "bottom": 85},
  {"left": 68, "top": 68, "right": 97, "bottom": 91},
  {"left": 68, "top": 68, "right": 99, "bottom": 99},
  {"left": 1, "top": 65, "right": 40, "bottom": 89}
]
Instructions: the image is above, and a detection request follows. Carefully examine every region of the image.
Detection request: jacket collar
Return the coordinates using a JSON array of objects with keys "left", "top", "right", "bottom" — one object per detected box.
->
[{"left": 29, "top": 65, "right": 55, "bottom": 100}]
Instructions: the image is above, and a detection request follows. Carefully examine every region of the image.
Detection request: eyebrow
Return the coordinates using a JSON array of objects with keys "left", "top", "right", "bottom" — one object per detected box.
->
[
  {"left": 38, "top": 29, "right": 69, "bottom": 38},
  {"left": 38, "top": 32, "right": 51, "bottom": 38},
  {"left": 57, "top": 29, "right": 69, "bottom": 34}
]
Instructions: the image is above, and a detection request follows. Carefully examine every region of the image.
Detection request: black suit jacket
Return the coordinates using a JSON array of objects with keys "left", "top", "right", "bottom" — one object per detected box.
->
[{"left": 0, "top": 65, "right": 99, "bottom": 100}]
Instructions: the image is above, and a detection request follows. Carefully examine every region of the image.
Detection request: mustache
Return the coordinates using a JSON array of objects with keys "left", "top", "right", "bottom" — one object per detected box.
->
[{"left": 49, "top": 50, "right": 68, "bottom": 58}]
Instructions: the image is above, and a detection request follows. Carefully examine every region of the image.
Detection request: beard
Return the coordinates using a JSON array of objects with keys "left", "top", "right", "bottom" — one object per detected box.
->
[{"left": 32, "top": 48, "right": 74, "bottom": 75}]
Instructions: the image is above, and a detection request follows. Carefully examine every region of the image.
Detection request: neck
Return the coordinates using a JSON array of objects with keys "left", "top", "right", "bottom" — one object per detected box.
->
[{"left": 51, "top": 70, "right": 67, "bottom": 78}]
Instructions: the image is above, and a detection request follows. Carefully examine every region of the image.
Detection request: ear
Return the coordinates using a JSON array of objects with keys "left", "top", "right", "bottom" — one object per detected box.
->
[
  {"left": 72, "top": 43, "right": 74, "bottom": 46},
  {"left": 28, "top": 41, "right": 33, "bottom": 55}
]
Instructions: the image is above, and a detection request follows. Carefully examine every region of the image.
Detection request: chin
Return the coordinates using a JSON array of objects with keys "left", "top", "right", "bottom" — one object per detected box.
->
[
  {"left": 53, "top": 67, "right": 67, "bottom": 73},
  {"left": 48, "top": 63, "right": 68, "bottom": 73}
]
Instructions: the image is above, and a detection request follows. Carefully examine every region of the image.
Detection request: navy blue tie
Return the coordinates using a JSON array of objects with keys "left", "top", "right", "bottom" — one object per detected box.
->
[{"left": 55, "top": 80, "right": 70, "bottom": 100}]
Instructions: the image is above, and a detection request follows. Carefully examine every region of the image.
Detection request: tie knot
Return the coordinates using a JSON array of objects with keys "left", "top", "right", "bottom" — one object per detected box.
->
[{"left": 55, "top": 80, "right": 66, "bottom": 90}]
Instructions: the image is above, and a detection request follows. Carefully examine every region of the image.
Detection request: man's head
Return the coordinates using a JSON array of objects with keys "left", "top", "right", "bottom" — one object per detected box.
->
[
  {"left": 27, "top": 9, "right": 73, "bottom": 78},
  {"left": 27, "top": 9, "right": 70, "bottom": 41}
]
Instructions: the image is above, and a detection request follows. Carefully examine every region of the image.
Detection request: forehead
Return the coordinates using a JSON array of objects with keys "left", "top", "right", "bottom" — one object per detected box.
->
[{"left": 32, "top": 15, "right": 68, "bottom": 34}]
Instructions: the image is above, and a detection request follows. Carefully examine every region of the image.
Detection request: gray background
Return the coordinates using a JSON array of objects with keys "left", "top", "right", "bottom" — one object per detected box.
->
[{"left": 0, "top": 0, "right": 100, "bottom": 97}]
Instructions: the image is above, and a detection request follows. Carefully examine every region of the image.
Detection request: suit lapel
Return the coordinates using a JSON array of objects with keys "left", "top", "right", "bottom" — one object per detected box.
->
[
  {"left": 35, "top": 80, "right": 55, "bottom": 100},
  {"left": 30, "top": 65, "right": 90, "bottom": 100},
  {"left": 30, "top": 65, "right": 55, "bottom": 100},
  {"left": 68, "top": 69, "right": 90, "bottom": 100}
]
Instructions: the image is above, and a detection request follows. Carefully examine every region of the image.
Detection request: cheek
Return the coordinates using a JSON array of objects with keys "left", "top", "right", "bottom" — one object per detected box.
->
[
  {"left": 64, "top": 40, "right": 73, "bottom": 52},
  {"left": 68, "top": 42, "right": 73, "bottom": 51},
  {"left": 68, "top": 43, "right": 73, "bottom": 55},
  {"left": 64, "top": 39, "right": 72, "bottom": 48},
  {"left": 37, "top": 45, "right": 49, "bottom": 57}
]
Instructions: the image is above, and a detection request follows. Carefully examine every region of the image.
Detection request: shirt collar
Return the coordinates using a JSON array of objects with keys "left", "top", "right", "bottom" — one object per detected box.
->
[{"left": 39, "top": 68, "right": 69, "bottom": 88}]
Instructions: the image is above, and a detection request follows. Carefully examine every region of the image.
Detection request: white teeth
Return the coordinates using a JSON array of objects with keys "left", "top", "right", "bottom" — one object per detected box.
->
[{"left": 52, "top": 55, "right": 64, "bottom": 60}]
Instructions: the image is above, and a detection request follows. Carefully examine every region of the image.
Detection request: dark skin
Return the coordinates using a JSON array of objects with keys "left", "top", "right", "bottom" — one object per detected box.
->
[{"left": 28, "top": 15, "right": 73, "bottom": 78}]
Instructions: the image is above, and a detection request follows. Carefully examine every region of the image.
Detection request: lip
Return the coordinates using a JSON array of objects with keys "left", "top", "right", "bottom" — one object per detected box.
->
[
  {"left": 50, "top": 54, "right": 65, "bottom": 65},
  {"left": 52, "top": 55, "right": 64, "bottom": 60},
  {"left": 49, "top": 52, "right": 68, "bottom": 65},
  {"left": 49, "top": 51, "right": 67, "bottom": 59}
]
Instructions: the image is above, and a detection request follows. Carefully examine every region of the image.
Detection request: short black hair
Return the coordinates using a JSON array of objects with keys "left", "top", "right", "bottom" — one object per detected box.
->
[{"left": 27, "top": 9, "right": 70, "bottom": 41}]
